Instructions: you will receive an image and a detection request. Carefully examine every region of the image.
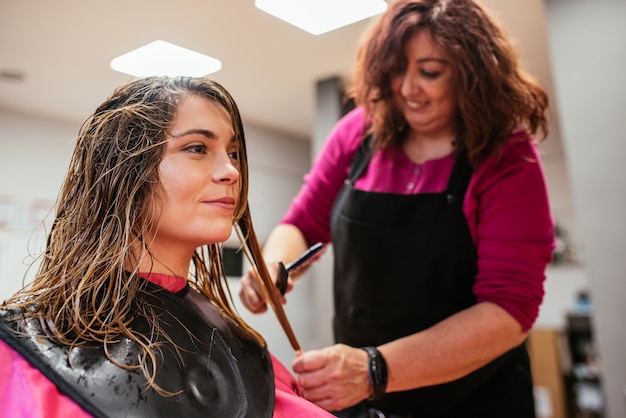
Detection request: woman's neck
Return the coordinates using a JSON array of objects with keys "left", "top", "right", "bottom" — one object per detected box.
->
[
  {"left": 402, "top": 131, "right": 455, "bottom": 164},
  {"left": 128, "top": 244, "right": 192, "bottom": 279}
]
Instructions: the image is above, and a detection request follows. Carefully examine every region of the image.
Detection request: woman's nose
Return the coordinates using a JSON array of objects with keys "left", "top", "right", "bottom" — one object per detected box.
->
[
  {"left": 401, "top": 71, "right": 420, "bottom": 96},
  {"left": 213, "top": 155, "right": 239, "bottom": 184}
]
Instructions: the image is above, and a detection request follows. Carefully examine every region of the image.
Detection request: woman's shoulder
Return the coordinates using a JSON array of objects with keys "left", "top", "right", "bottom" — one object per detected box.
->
[
  {"left": 478, "top": 129, "right": 543, "bottom": 172},
  {"left": 337, "top": 106, "right": 368, "bottom": 130},
  {"left": 315, "top": 107, "right": 369, "bottom": 172},
  {"left": 471, "top": 129, "right": 547, "bottom": 191},
  {"left": 503, "top": 128, "right": 542, "bottom": 157},
  {"left": 327, "top": 107, "right": 369, "bottom": 152}
]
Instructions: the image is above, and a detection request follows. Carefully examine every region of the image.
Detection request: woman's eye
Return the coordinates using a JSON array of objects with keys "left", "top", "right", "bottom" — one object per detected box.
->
[
  {"left": 228, "top": 151, "right": 239, "bottom": 161},
  {"left": 421, "top": 69, "right": 441, "bottom": 79},
  {"left": 186, "top": 144, "right": 207, "bottom": 154}
]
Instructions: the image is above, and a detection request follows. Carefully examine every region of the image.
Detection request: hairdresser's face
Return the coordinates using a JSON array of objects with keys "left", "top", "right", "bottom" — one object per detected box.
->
[
  {"left": 391, "top": 30, "right": 457, "bottom": 139},
  {"left": 151, "top": 95, "right": 240, "bottom": 255}
]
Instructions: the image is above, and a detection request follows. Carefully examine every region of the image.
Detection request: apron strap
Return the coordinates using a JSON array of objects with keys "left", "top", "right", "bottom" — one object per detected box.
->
[{"left": 348, "top": 133, "right": 374, "bottom": 184}]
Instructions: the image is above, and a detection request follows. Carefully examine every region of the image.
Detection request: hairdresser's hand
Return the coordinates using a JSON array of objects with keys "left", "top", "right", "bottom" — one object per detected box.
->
[
  {"left": 239, "top": 263, "right": 292, "bottom": 314},
  {"left": 292, "top": 344, "right": 372, "bottom": 412}
]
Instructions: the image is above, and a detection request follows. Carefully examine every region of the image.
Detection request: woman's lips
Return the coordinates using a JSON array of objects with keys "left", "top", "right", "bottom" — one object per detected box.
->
[{"left": 204, "top": 197, "right": 235, "bottom": 210}]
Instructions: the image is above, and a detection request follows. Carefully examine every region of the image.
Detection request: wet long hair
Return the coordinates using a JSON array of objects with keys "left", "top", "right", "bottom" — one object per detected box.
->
[
  {"left": 349, "top": 0, "right": 549, "bottom": 168},
  {"left": 3, "top": 76, "right": 296, "bottom": 390}
]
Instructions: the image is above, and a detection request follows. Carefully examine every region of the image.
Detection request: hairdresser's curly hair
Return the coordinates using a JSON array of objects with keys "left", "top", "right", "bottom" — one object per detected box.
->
[
  {"left": 3, "top": 76, "right": 269, "bottom": 392},
  {"left": 349, "top": 0, "right": 549, "bottom": 168}
]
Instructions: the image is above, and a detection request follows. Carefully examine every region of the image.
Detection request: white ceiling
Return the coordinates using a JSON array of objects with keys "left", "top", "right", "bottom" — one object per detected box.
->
[{"left": 0, "top": 0, "right": 559, "bottom": 149}]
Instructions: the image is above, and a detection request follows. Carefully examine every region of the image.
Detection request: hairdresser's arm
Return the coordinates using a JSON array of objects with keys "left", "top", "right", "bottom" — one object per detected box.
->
[
  {"left": 292, "top": 302, "right": 525, "bottom": 411},
  {"left": 262, "top": 224, "right": 310, "bottom": 271},
  {"left": 238, "top": 224, "right": 308, "bottom": 314},
  {"left": 383, "top": 302, "right": 525, "bottom": 391}
]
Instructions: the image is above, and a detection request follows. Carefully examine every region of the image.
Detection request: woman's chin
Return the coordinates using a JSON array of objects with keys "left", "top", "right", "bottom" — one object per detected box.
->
[{"left": 202, "top": 229, "right": 234, "bottom": 246}]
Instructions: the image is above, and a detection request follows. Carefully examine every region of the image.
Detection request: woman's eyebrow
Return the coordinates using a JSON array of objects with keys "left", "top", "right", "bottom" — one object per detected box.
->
[
  {"left": 171, "top": 128, "right": 217, "bottom": 139},
  {"left": 416, "top": 57, "right": 448, "bottom": 64}
]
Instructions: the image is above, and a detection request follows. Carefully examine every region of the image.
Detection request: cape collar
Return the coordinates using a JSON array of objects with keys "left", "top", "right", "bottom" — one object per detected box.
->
[{"left": 138, "top": 272, "right": 187, "bottom": 293}]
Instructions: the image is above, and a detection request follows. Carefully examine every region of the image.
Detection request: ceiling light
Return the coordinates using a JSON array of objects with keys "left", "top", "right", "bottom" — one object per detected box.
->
[
  {"left": 110, "top": 40, "right": 222, "bottom": 77},
  {"left": 255, "top": 0, "right": 387, "bottom": 35}
]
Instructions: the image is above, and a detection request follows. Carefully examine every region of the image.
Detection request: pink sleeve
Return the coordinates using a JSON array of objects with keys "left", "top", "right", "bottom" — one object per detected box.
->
[
  {"left": 465, "top": 134, "right": 555, "bottom": 331},
  {"left": 271, "top": 354, "right": 334, "bottom": 417},
  {"left": 281, "top": 107, "right": 367, "bottom": 245},
  {"left": 0, "top": 340, "right": 91, "bottom": 418}
]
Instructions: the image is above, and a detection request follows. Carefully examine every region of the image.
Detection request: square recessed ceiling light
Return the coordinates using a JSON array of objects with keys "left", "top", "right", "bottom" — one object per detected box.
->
[
  {"left": 110, "top": 40, "right": 222, "bottom": 77},
  {"left": 255, "top": 0, "right": 387, "bottom": 35}
]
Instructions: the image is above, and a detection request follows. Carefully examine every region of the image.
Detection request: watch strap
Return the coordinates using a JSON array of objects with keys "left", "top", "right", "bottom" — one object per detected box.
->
[{"left": 361, "top": 346, "right": 388, "bottom": 400}]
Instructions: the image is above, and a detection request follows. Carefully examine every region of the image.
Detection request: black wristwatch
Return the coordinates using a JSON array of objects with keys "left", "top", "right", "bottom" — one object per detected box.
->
[{"left": 361, "top": 346, "right": 388, "bottom": 400}]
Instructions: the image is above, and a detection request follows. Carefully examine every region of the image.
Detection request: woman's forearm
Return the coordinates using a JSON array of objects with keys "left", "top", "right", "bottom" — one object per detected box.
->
[
  {"left": 380, "top": 301, "right": 527, "bottom": 392},
  {"left": 263, "top": 224, "right": 310, "bottom": 275}
]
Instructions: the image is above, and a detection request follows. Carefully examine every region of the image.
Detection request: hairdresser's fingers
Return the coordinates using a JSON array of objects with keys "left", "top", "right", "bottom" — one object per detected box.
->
[
  {"left": 238, "top": 269, "right": 268, "bottom": 314},
  {"left": 285, "top": 277, "right": 295, "bottom": 294},
  {"left": 293, "top": 344, "right": 371, "bottom": 411},
  {"left": 266, "top": 262, "right": 283, "bottom": 286}
]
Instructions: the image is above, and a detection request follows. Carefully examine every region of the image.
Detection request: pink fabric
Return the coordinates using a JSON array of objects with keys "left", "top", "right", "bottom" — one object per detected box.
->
[
  {"left": 281, "top": 106, "right": 555, "bottom": 331},
  {"left": 0, "top": 340, "right": 90, "bottom": 418},
  {"left": 272, "top": 354, "right": 334, "bottom": 417},
  {"left": 138, "top": 271, "right": 187, "bottom": 292}
]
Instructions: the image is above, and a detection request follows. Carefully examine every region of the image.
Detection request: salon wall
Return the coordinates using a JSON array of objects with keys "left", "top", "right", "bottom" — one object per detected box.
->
[
  {"left": 544, "top": 1, "right": 626, "bottom": 416},
  {"left": 0, "top": 108, "right": 76, "bottom": 299}
]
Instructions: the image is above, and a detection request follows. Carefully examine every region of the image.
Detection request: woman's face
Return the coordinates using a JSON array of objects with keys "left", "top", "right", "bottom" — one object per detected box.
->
[
  {"left": 150, "top": 95, "right": 240, "bottom": 258},
  {"left": 391, "top": 30, "right": 457, "bottom": 139}
]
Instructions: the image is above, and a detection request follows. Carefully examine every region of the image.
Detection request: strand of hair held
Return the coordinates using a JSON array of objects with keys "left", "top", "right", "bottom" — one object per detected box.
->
[{"left": 237, "top": 208, "right": 301, "bottom": 352}]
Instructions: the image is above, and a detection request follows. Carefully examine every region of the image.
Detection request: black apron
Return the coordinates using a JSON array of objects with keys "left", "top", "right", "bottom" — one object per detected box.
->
[
  {"left": 330, "top": 138, "right": 535, "bottom": 417},
  {"left": 0, "top": 281, "right": 274, "bottom": 418}
]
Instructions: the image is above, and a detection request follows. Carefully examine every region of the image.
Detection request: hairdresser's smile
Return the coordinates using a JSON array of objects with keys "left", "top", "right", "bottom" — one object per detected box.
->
[
  {"left": 151, "top": 95, "right": 240, "bottom": 259},
  {"left": 405, "top": 99, "right": 427, "bottom": 109}
]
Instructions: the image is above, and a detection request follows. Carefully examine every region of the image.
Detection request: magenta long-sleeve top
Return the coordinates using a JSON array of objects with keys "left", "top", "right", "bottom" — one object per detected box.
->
[{"left": 282, "top": 107, "right": 555, "bottom": 331}]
